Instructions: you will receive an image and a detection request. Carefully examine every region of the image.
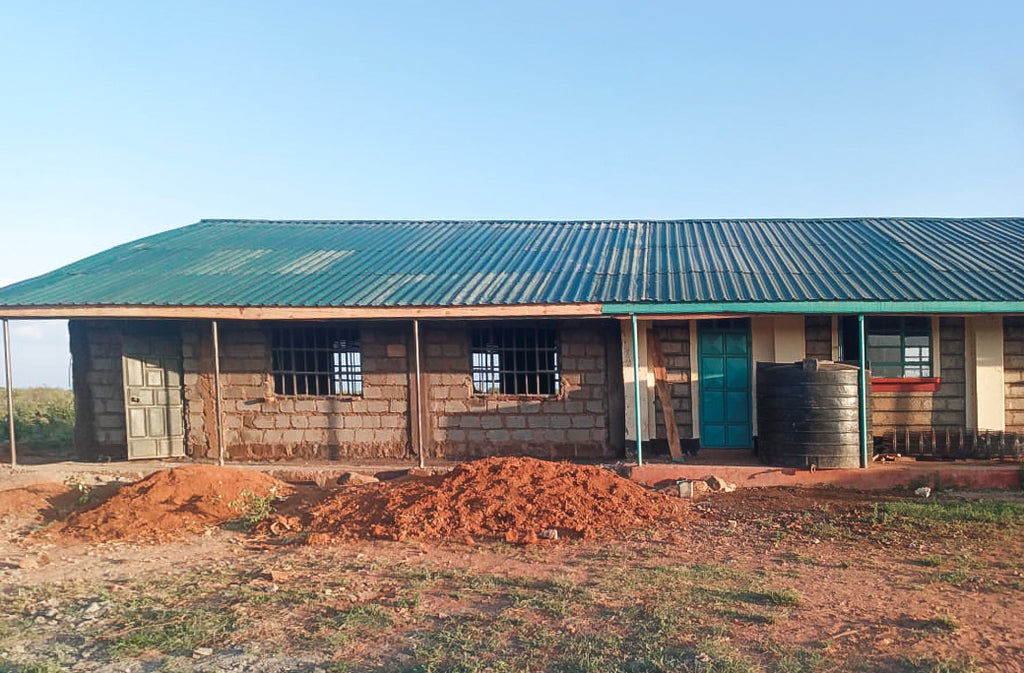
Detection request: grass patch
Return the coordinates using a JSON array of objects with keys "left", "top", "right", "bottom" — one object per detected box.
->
[
  {"left": 926, "top": 614, "right": 961, "bottom": 632},
  {"left": 916, "top": 555, "right": 944, "bottom": 567},
  {"left": 106, "top": 604, "right": 237, "bottom": 656},
  {"left": 874, "top": 501, "right": 1024, "bottom": 526}
]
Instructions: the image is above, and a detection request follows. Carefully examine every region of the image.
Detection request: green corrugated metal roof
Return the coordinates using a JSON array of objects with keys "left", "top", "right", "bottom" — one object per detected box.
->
[{"left": 1, "top": 218, "right": 1023, "bottom": 310}]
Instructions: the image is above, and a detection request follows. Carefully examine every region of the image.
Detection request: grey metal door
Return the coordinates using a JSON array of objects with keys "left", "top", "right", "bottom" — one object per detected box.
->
[{"left": 122, "top": 337, "right": 184, "bottom": 460}]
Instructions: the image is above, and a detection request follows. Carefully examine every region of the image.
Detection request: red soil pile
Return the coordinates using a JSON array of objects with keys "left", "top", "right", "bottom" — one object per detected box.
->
[
  {"left": 279, "top": 456, "right": 686, "bottom": 544},
  {"left": 61, "top": 465, "right": 290, "bottom": 542},
  {"left": 0, "top": 482, "right": 70, "bottom": 520}
]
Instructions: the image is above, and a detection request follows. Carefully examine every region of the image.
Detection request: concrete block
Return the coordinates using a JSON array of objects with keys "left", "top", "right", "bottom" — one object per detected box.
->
[
  {"left": 527, "top": 416, "right": 550, "bottom": 429},
  {"left": 486, "top": 429, "right": 511, "bottom": 442},
  {"left": 441, "top": 343, "right": 464, "bottom": 358},
  {"left": 444, "top": 400, "right": 468, "bottom": 414},
  {"left": 294, "top": 400, "right": 317, "bottom": 413},
  {"left": 275, "top": 416, "right": 291, "bottom": 429},
  {"left": 354, "top": 429, "right": 374, "bottom": 443},
  {"left": 307, "top": 415, "right": 329, "bottom": 429},
  {"left": 505, "top": 416, "right": 526, "bottom": 429},
  {"left": 292, "top": 415, "right": 309, "bottom": 429},
  {"left": 240, "top": 429, "right": 263, "bottom": 443},
  {"left": 550, "top": 417, "right": 571, "bottom": 429},
  {"left": 571, "top": 416, "right": 596, "bottom": 429},
  {"left": 282, "top": 430, "right": 304, "bottom": 444},
  {"left": 253, "top": 416, "right": 275, "bottom": 430},
  {"left": 303, "top": 429, "right": 327, "bottom": 443},
  {"left": 481, "top": 415, "right": 502, "bottom": 429}
]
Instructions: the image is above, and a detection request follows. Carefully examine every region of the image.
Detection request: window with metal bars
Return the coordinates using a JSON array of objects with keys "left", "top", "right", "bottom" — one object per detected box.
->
[
  {"left": 270, "top": 325, "right": 362, "bottom": 396},
  {"left": 866, "top": 316, "right": 933, "bottom": 378},
  {"left": 470, "top": 325, "right": 560, "bottom": 395}
]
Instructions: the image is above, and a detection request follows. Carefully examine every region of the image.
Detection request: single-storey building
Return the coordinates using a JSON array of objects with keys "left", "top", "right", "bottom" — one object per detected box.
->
[{"left": 1, "top": 218, "right": 1022, "bottom": 466}]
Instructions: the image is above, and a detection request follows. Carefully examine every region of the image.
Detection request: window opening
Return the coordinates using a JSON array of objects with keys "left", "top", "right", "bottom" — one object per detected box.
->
[
  {"left": 470, "top": 325, "right": 559, "bottom": 395},
  {"left": 271, "top": 325, "right": 362, "bottom": 396}
]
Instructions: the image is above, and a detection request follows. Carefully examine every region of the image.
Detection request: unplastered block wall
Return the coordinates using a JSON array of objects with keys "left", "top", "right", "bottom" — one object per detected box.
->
[
  {"left": 69, "top": 320, "right": 128, "bottom": 459},
  {"left": 650, "top": 322, "right": 693, "bottom": 441},
  {"left": 181, "top": 321, "right": 412, "bottom": 460},
  {"left": 804, "top": 315, "right": 832, "bottom": 361},
  {"left": 423, "top": 320, "right": 616, "bottom": 459},
  {"left": 1005, "top": 317, "right": 1024, "bottom": 432},
  {"left": 871, "top": 317, "right": 966, "bottom": 435}
]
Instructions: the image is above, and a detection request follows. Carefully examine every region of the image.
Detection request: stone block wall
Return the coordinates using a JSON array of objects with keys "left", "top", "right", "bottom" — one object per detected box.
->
[
  {"left": 1005, "top": 317, "right": 1024, "bottom": 433},
  {"left": 423, "top": 320, "right": 616, "bottom": 459},
  {"left": 70, "top": 320, "right": 128, "bottom": 459},
  {"left": 804, "top": 315, "right": 832, "bottom": 360},
  {"left": 650, "top": 322, "right": 693, "bottom": 441},
  {"left": 871, "top": 317, "right": 966, "bottom": 434},
  {"left": 182, "top": 321, "right": 412, "bottom": 461}
]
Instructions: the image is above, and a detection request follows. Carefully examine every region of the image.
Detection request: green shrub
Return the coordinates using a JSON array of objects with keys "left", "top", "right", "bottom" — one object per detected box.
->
[{"left": 0, "top": 387, "right": 75, "bottom": 449}]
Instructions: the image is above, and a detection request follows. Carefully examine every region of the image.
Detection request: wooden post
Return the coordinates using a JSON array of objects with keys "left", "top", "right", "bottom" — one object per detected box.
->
[
  {"left": 3, "top": 319, "right": 14, "bottom": 468},
  {"left": 647, "top": 329, "right": 684, "bottom": 462},
  {"left": 413, "top": 318, "right": 425, "bottom": 469},
  {"left": 212, "top": 320, "right": 225, "bottom": 466}
]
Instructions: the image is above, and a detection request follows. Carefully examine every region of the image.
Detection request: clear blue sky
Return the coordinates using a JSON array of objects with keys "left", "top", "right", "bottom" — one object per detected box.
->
[{"left": 2, "top": 0, "right": 1023, "bottom": 387}]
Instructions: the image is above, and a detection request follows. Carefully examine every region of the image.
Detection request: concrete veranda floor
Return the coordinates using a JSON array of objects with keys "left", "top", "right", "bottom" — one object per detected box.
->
[{"left": 1, "top": 445, "right": 1021, "bottom": 492}]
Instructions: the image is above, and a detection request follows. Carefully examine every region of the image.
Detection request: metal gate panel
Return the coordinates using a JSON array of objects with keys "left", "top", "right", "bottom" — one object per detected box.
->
[{"left": 122, "top": 336, "right": 185, "bottom": 460}]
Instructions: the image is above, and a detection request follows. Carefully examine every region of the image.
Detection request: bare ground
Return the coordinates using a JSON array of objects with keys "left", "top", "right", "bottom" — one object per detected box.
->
[{"left": 1, "top": 474, "right": 1022, "bottom": 673}]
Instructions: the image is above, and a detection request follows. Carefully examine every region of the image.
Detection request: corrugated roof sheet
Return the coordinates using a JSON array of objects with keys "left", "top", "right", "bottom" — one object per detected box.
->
[{"left": 1, "top": 218, "right": 1024, "bottom": 308}]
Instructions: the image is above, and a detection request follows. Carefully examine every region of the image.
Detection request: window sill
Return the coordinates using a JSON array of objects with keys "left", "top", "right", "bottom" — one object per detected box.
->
[{"left": 871, "top": 377, "right": 941, "bottom": 392}]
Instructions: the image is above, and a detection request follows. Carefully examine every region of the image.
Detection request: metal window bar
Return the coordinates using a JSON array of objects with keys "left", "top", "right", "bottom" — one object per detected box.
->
[
  {"left": 271, "top": 326, "right": 362, "bottom": 396},
  {"left": 470, "top": 325, "right": 560, "bottom": 395}
]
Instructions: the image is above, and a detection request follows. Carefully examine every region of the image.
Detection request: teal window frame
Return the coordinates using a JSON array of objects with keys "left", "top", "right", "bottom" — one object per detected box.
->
[{"left": 866, "top": 317, "right": 933, "bottom": 379}]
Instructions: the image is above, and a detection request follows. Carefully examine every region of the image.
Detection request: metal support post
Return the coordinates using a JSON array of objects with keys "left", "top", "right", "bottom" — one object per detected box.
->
[
  {"left": 631, "top": 314, "right": 643, "bottom": 466},
  {"left": 857, "top": 314, "right": 869, "bottom": 468},
  {"left": 3, "top": 319, "right": 15, "bottom": 468}
]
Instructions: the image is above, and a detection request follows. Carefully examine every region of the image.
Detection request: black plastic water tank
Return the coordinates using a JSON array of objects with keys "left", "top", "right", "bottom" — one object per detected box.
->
[{"left": 756, "top": 360, "right": 871, "bottom": 469}]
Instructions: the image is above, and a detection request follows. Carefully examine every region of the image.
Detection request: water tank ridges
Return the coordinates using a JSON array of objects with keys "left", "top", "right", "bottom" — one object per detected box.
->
[{"left": 756, "top": 360, "right": 870, "bottom": 469}]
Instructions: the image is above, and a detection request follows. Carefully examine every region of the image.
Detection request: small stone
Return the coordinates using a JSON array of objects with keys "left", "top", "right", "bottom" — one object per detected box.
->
[
  {"left": 18, "top": 557, "right": 39, "bottom": 570},
  {"left": 84, "top": 602, "right": 102, "bottom": 614},
  {"left": 193, "top": 646, "right": 214, "bottom": 657},
  {"left": 914, "top": 486, "right": 932, "bottom": 498},
  {"left": 704, "top": 475, "right": 737, "bottom": 493},
  {"left": 337, "top": 471, "right": 379, "bottom": 486},
  {"left": 538, "top": 529, "right": 558, "bottom": 540}
]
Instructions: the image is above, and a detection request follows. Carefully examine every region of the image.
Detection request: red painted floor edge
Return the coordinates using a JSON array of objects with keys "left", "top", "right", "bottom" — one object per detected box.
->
[{"left": 630, "top": 461, "right": 1023, "bottom": 490}]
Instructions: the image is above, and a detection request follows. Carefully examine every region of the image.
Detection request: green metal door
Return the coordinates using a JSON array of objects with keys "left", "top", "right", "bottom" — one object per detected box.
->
[
  {"left": 699, "top": 321, "right": 752, "bottom": 448},
  {"left": 122, "top": 337, "right": 184, "bottom": 460}
]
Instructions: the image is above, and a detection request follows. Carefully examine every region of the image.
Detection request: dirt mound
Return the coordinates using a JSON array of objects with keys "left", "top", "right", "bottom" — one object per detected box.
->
[
  {"left": 272, "top": 456, "right": 686, "bottom": 544},
  {"left": 61, "top": 465, "right": 290, "bottom": 542},
  {"left": 0, "top": 482, "right": 70, "bottom": 520}
]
